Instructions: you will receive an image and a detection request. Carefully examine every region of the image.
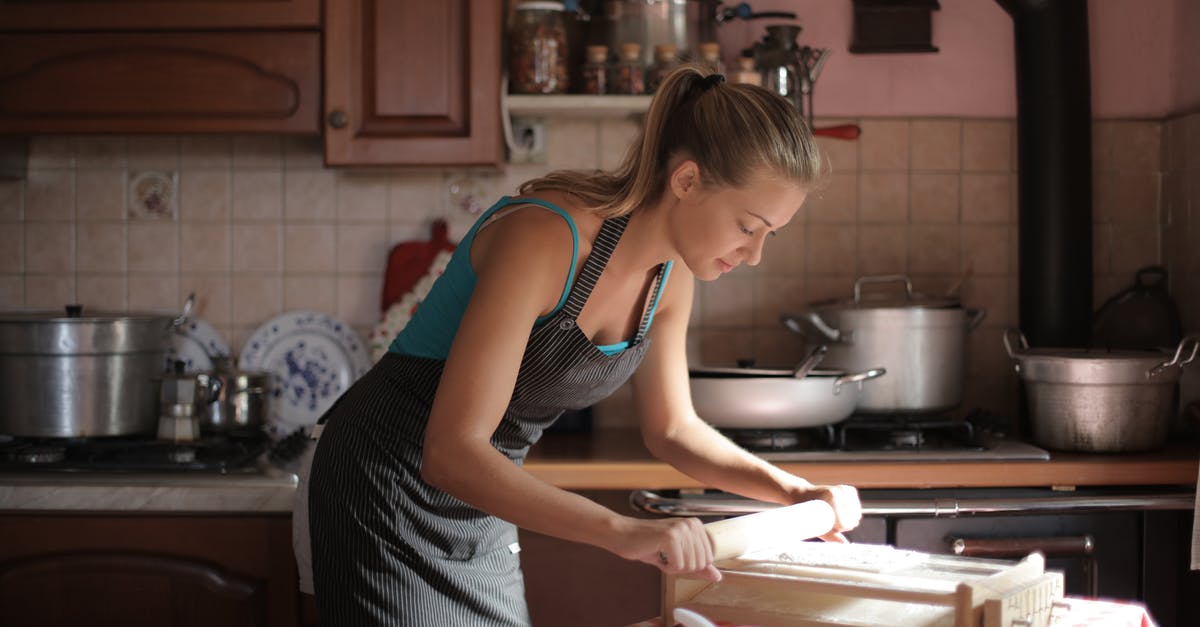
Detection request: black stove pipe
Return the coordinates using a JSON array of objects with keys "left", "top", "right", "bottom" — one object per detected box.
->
[{"left": 996, "top": 0, "right": 1093, "bottom": 348}]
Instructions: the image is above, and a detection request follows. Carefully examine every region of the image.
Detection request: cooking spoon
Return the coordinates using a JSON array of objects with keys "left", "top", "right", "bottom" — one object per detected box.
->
[{"left": 792, "top": 344, "right": 828, "bottom": 379}]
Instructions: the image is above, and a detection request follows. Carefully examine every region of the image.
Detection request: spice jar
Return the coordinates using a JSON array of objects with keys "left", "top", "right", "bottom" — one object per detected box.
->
[
  {"left": 508, "top": 1, "right": 569, "bottom": 94},
  {"left": 733, "top": 54, "right": 761, "bottom": 86},
  {"left": 697, "top": 42, "right": 724, "bottom": 75},
  {"left": 613, "top": 42, "right": 645, "bottom": 95},
  {"left": 580, "top": 45, "right": 609, "bottom": 95},
  {"left": 646, "top": 44, "right": 678, "bottom": 93}
]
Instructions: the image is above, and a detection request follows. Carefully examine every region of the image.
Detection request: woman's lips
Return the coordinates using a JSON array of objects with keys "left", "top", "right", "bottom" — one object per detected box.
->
[{"left": 717, "top": 259, "right": 734, "bottom": 273}]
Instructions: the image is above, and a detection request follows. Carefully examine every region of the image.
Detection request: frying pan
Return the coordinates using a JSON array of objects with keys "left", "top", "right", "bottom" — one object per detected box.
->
[{"left": 689, "top": 366, "right": 886, "bottom": 429}]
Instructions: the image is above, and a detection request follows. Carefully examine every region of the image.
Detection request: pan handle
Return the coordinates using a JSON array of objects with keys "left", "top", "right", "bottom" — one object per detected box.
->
[
  {"left": 967, "top": 308, "right": 987, "bottom": 331},
  {"left": 833, "top": 367, "right": 886, "bottom": 393},
  {"left": 1147, "top": 335, "right": 1200, "bottom": 379},
  {"left": 1002, "top": 327, "right": 1029, "bottom": 359},
  {"left": 780, "top": 312, "right": 846, "bottom": 343}
]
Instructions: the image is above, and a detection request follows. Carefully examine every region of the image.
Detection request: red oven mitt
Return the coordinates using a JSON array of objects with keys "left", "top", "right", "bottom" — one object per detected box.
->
[{"left": 381, "top": 219, "right": 456, "bottom": 312}]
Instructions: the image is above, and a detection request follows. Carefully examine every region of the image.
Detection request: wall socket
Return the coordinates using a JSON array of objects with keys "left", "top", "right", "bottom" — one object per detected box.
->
[{"left": 508, "top": 117, "right": 547, "bottom": 164}]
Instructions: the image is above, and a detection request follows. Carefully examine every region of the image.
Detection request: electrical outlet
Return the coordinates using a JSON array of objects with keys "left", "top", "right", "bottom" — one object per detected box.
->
[{"left": 509, "top": 118, "right": 547, "bottom": 165}]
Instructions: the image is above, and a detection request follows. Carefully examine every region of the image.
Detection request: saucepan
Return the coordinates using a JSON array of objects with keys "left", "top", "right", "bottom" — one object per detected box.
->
[{"left": 689, "top": 364, "right": 887, "bottom": 429}]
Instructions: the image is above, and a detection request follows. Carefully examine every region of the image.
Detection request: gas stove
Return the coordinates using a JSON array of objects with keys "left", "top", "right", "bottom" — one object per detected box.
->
[
  {"left": 0, "top": 431, "right": 270, "bottom": 473},
  {"left": 720, "top": 409, "right": 1051, "bottom": 462}
]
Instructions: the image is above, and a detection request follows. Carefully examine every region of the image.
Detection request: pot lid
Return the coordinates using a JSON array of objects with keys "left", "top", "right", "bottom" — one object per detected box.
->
[
  {"left": 811, "top": 275, "right": 960, "bottom": 310},
  {"left": 0, "top": 304, "right": 175, "bottom": 323}
]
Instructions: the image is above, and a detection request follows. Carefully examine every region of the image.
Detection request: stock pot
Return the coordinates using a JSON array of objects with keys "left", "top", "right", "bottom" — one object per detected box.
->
[
  {"left": 1004, "top": 330, "right": 1199, "bottom": 452},
  {"left": 788, "top": 275, "right": 986, "bottom": 414},
  {"left": 689, "top": 366, "right": 886, "bottom": 429},
  {"left": 0, "top": 303, "right": 184, "bottom": 437}
]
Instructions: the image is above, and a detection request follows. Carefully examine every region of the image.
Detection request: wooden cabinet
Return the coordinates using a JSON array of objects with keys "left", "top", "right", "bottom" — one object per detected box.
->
[
  {"left": 0, "top": 513, "right": 299, "bottom": 627},
  {"left": 0, "top": 0, "right": 319, "bottom": 30},
  {"left": 322, "top": 0, "right": 503, "bottom": 167}
]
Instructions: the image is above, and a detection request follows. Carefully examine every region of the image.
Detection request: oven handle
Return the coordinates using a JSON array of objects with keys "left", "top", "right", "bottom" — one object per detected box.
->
[{"left": 629, "top": 490, "right": 1196, "bottom": 518}]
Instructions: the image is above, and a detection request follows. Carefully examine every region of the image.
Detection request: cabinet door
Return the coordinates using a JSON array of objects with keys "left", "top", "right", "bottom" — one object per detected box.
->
[
  {"left": 0, "top": 0, "right": 319, "bottom": 30},
  {"left": 0, "top": 33, "right": 320, "bottom": 134},
  {"left": 323, "top": 0, "right": 503, "bottom": 167}
]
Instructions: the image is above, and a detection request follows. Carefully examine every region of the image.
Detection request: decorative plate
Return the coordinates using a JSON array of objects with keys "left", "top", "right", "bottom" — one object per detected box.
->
[
  {"left": 238, "top": 311, "right": 371, "bottom": 437},
  {"left": 165, "top": 317, "right": 230, "bottom": 373}
]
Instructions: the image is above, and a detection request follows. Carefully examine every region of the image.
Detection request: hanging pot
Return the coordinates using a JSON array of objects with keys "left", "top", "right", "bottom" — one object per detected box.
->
[
  {"left": 785, "top": 275, "right": 986, "bottom": 414},
  {"left": 689, "top": 365, "right": 886, "bottom": 429}
]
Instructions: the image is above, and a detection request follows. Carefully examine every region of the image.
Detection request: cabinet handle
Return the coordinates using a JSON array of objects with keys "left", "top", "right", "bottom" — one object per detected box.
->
[
  {"left": 328, "top": 110, "right": 348, "bottom": 129},
  {"left": 950, "top": 535, "right": 1094, "bottom": 558}
]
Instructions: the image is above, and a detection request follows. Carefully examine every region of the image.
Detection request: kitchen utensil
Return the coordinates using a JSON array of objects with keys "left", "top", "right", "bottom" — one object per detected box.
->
[
  {"left": 705, "top": 499, "right": 835, "bottom": 561},
  {"left": 812, "top": 124, "right": 861, "bottom": 140},
  {"left": 157, "top": 359, "right": 221, "bottom": 442},
  {"left": 0, "top": 296, "right": 191, "bottom": 437},
  {"left": 750, "top": 23, "right": 830, "bottom": 124},
  {"left": 785, "top": 275, "right": 986, "bottom": 414},
  {"left": 1092, "top": 265, "right": 1183, "bottom": 351},
  {"left": 165, "top": 316, "right": 230, "bottom": 373},
  {"left": 1004, "top": 329, "right": 1200, "bottom": 452},
  {"left": 197, "top": 358, "right": 271, "bottom": 436},
  {"left": 791, "top": 344, "right": 827, "bottom": 379},
  {"left": 688, "top": 366, "right": 886, "bottom": 428}
]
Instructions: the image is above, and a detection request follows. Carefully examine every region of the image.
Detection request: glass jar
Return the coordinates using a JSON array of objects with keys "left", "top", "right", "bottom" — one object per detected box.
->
[
  {"left": 613, "top": 42, "right": 645, "bottom": 95},
  {"left": 697, "top": 41, "right": 724, "bottom": 75},
  {"left": 508, "top": 1, "right": 569, "bottom": 94},
  {"left": 580, "top": 45, "right": 609, "bottom": 95},
  {"left": 646, "top": 43, "right": 678, "bottom": 93}
]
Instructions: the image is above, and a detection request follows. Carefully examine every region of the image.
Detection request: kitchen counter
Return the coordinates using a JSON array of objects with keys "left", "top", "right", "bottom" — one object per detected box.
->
[{"left": 524, "top": 429, "right": 1200, "bottom": 490}]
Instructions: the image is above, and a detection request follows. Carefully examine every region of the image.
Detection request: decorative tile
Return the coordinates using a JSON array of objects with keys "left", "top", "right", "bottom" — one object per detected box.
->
[{"left": 127, "top": 170, "right": 178, "bottom": 220}]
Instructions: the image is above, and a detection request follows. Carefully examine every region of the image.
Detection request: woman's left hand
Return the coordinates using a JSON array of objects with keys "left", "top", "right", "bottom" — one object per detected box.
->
[{"left": 795, "top": 484, "right": 862, "bottom": 543}]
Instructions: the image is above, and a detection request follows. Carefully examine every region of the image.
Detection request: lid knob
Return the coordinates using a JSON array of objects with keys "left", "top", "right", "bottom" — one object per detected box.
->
[{"left": 65, "top": 304, "right": 82, "bottom": 317}]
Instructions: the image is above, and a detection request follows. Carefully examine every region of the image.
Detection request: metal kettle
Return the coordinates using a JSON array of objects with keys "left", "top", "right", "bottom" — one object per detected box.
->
[{"left": 751, "top": 24, "right": 830, "bottom": 124}]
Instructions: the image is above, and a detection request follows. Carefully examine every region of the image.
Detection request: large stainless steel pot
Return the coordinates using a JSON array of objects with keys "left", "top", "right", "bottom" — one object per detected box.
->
[
  {"left": 1004, "top": 330, "right": 1199, "bottom": 452},
  {"left": 689, "top": 366, "right": 886, "bottom": 429},
  {"left": 0, "top": 303, "right": 185, "bottom": 437},
  {"left": 788, "top": 275, "right": 986, "bottom": 414}
]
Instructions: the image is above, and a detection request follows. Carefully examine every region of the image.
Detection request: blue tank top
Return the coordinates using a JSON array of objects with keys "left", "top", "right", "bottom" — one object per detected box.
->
[{"left": 389, "top": 196, "right": 673, "bottom": 359}]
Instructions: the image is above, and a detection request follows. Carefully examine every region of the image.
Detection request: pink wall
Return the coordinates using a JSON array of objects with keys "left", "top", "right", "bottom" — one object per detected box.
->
[{"left": 715, "top": 0, "right": 1186, "bottom": 119}]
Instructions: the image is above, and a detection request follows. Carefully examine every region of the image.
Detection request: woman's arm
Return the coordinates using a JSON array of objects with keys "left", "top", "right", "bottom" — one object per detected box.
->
[
  {"left": 420, "top": 209, "right": 719, "bottom": 579},
  {"left": 629, "top": 268, "right": 862, "bottom": 541}
]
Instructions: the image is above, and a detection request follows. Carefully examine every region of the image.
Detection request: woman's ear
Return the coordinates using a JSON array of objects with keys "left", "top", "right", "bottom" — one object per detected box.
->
[{"left": 668, "top": 160, "right": 701, "bottom": 199}]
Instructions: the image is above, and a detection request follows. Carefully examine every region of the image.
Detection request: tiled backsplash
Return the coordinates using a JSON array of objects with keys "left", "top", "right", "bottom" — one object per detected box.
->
[{"left": 0, "top": 114, "right": 1189, "bottom": 426}]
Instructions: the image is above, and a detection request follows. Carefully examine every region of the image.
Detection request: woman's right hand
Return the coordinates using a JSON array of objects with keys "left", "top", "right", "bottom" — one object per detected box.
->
[{"left": 610, "top": 517, "right": 722, "bottom": 582}]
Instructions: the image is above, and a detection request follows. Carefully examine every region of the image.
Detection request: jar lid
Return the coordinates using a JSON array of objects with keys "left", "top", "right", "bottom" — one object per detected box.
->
[
  {"left": 619, "top": 42, "right": 641, "bottom": 58},
  {"left": 515, "top": 1, "right": 565, "bottom": 11},
  {"left": 586, "top": 45, "right": 608, "bottom": 62}
]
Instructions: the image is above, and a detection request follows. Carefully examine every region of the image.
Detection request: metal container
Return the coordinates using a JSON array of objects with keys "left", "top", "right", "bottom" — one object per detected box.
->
[
  {"left": 1004, "top": 330, "right": 1200, "bottom": 452},
  {"left": 791, "top": 275, "right": 986, "bottom": 414},
  {"left": 0, "top": 305, "right": 178, "bottom": 437},
  {"left": 689, "top": 366, "right": 886, "bottom": 429},
  {"left": 197, "top": 366, "right": 270, "bottom": 435}
]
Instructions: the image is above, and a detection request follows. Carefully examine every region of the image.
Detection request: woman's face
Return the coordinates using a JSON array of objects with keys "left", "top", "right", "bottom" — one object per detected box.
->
[{"left": 669, "top": 166, "right": 807, "bottom": 281}]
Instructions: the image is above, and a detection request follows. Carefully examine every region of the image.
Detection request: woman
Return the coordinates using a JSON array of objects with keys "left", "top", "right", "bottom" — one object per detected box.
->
[{"left": 297, "top": 65, "right": 862, "bottom": 626}]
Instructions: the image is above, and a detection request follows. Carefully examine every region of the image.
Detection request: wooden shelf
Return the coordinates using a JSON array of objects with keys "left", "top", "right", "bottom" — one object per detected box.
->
[{"left": 505, "top": 94, "right": 651, "bottom": 118}]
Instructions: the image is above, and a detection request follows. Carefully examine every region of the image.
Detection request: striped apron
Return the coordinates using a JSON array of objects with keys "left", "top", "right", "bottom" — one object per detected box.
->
[{"left": 304, "top": 213, "right": 668, "bottom": 626}]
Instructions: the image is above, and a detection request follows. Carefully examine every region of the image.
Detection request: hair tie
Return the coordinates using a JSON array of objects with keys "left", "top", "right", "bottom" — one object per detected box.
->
[{"left": 701, "top": 73, "right": 726, "bottom": 91}]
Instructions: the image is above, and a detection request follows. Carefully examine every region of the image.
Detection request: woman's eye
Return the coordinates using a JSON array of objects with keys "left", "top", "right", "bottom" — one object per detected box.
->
[{"left": 739, "top": 224, "right": 755, "bottom": 236}]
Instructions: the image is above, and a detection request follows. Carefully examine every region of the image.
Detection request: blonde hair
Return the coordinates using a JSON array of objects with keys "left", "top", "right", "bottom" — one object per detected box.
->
[{"left": 519, "top": 64, "right": 823, "bottom": 218}]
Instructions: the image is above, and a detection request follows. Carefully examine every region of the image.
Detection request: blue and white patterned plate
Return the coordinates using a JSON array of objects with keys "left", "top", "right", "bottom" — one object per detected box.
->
[
  {"left": 238, "top": 311, "right": 371, "bottom": 436},
  {"left": 165, "top": 317, "right": 230, "bottom": 373}
]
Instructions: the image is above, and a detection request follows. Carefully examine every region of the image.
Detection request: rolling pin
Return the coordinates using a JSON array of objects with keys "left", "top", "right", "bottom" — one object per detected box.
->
[{"left": 705, "top": 499, "right": 836, "bottom": 561}]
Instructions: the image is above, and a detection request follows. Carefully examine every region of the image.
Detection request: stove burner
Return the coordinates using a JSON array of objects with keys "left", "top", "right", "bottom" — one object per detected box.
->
[
  {"left": 11, "top": 445, "right": 67, "bottom": 464},
  {"left": 721, "top": 425, "right": 835, "bottom": 451},
  {"left": 166, "top": 446, "right": 198, "bottom": 464},
  {"left": 0, "top": 432, "right": 268, "bottom": 473},
  {"left": 888, "top": 429, "right": 924, "bottom": 450},
  {"left": 719, "top": 409, "right": 1003, "bottom": 455}
]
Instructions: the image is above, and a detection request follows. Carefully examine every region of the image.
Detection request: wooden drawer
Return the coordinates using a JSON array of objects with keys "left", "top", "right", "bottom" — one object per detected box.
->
[
  {"left": 0, "top": 32, "right": 320, "bottom": 134},
  {"left": 0, "top": 0, "right": 318, "bottom": 30}
]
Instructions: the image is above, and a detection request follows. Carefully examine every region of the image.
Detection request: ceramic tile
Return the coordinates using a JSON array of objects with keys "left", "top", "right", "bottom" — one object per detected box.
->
[
  {"left": 757, "top": 224, "right": 804, "bottom": 274},
  {"left": 181, "top": 136, "right": 232, "bottom": 169},
  {"left": 232, "top": 170, "right": 283, "bottom": 221},
  {"left": 180, "top": 224, "right": 231, "bottom": 273},
  {"left": 284, "top": 224, "right": 336, "bottom": 274},
  {"left": 697, "top": 328, "right": 755, "bottom": 367},
  {"left": 335, "top": 275, "right": 382, "bottom": 327},
  {"left": 75, "top": 137, "right": 127, "bottom": 169},
  {"left": 805, "top": 224, "right": 856, "bottom": 275},
  {"left": 24, "top": 222, "right": 72, "bottom": 273},
  {"left": 699, "top": 275, "right": 753, "bottom": 327},
  {"left": 76, "top": 223, "right": 126, "bottom": 273},
  {"left": 1182, "top": 113, "right": 1200, "bottom": 170},
  {"left": 24, "top": 170, "right": 74, "bottom": 221},
  {"left": 752, "top": 328, "right": 807, "bottom": 368},
  {"left": 910, "top": 119, "right": 961, "bottom": 172},
  {"left": 858, "top": 119, "right": 910, "bottom": 171},
  {"left": 857, "top": 172, "right": 908, "bottom": 223},
  {"left": 805, "top": 172, "right": 856, "bottom": 224},
  {"left": 75, "top": 170, "right": 125, "bottom": 221},
  {"left": 967, "top": 326, "right": 1014, "bottom": 380},
  {"left": 180, "top": 170, "right": 230, "bottom": 222},
  {"left": 0, "top": 180, "right": 21, "bottom": 221},
  {"left": 128, "top": 136, "right": 181, "bottom": 171},
  {"left": 337, "top": 174, "right": 389, "bottom": 223},
  {"left": 1091, "top": 121, "right": 1116, "bottom": 172},
  {"left": 598, "top": 118, "right": 641, "bottom": 170},
  {"left": 127, "top": 222, "right": 178, "bottom": 274},
  {"left": 959, "top": 225, "right": 1009, "bottom": 276},
  {"left": 1093, "top": 223, "right": 1112, "bottom": 275},
  {"left": 0, "top": 275, "right": 22, "bottom": 308},
  {"left": 1109, "top": 121, "right": 1162, "bottom": 171},
  {"left": 282, "top": 136, "right": 325, "bottom": 170},
  {"left": 27, "top": 137, "right": 74, "bottom": 169},
  {"left": 545, "top": 118, "right": 599, "bottom": 170},
  {"left": 960, "top": 276, "right": 1013, "bottom": 328},
  {"left": 751, "top": 276, "right": 804, "bottom": 328},
  {"left": 804, "top": 275, "right": 854, "bottom": 303},
  {"left": 76, "top": 275, "right": 127, "bottom": 312},
  {"left": 233, "top": 136, "right": 282, "bottom": 168},
  {"left": 284, "top": 276, "right": 337, "bottom": 314},
  {"left": 284, "top": 169, "right": 337, "bottom": 221},
  {"left": 231, "top": 276, "right": 282, "bottom": 326},
  {"left": 962, "top": 120, "right": 1012, "bottom": 172},
  {"left": 961, "top": 173, "right": 1011, "bottom": 224},
  {"left": 24, "top": 274, "right": 74, "bottom": 308},
  {"left": 181, "top": 275, "right": 232, "bottom": 327},
  {"left": 0, "top": 224, "right": 21, "bottom": 273},
  {"left": 336, "top": 224, "right": 389, "bottom": 274},
  {"left": 1096, "top": 172, "right": 1160, "bottom": 225},
  {"left": 814, "top": 126, "right": 859, "bottom": 174},
  {"left": 856, "top": 225, "right": 908, "bottom": 276},
  {"left": 128, "top": 275, "right": 179, "bottom": 312},
  {"left": 910, "top": 173, "right": 959, "bottom": 223},
  {"left": 1110, "top": 225, "right": 1160, "bottom": 278},
  {"left": 232, "top": 224, "right": 282, "bottom": 273},
  {"left": 388, "top": 173, "right": 445, "bottom": 224},
  {"left": 908, "top": 224, "right": 959, "bottom": 274}
]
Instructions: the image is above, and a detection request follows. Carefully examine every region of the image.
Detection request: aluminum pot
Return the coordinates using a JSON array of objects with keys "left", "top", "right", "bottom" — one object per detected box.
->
[
  {"left": 0, "top": 301, "right": 188, "bottom": 437},
  {"left": 689, "top": 366, "right": 886, "bottom": 429},
  {"left": 788, "top": 275, "right": 986, "bottom": 414},
  {"left": 196, "top": 364, "right": 270, "bottom": 435},
  {"left": 1004, "top": 329, "right": 1200, "bottom": 452}
]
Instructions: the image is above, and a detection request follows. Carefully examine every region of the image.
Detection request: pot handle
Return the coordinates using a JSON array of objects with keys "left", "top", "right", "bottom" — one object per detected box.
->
[
  {"left": 853, "top": 275, "right": 912, "bottom": 303},
  {"left": 172, "top": 292, "right": 195, "bottom": 328},
  {"left": 780, "top": 312, "right": 845, "bottom": 343},
  {"left": 833, "top": 367, "right": 886, "bottom": 393},
  {"left": 1002, "top": 328, "right": 1029, "bottom": 358},
  {"left": 967, "top": 308, "right": 988, "bottom": 331},
  {"left": 1147, "top": 335, "right": 1200, "bottom": 378}
]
